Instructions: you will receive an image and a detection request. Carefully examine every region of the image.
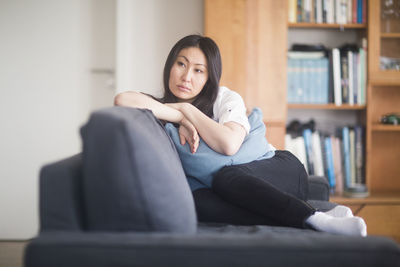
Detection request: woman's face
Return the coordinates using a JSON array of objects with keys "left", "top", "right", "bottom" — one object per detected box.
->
[{"left": 168, "top": 47, "right": 208, "bottom": 102}]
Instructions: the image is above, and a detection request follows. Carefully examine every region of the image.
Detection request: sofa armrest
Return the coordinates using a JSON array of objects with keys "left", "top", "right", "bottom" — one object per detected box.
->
[
  {"left": 39, "top": 154, "right": 85, "bottom": 231},
  {"left": 308, "top": 176, "right": 330, "bottom": 201}
]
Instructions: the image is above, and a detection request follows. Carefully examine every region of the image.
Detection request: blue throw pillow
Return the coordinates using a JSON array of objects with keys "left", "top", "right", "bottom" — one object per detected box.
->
[{"left": 165, "top": 108, "right": 275, "bottom": 191}]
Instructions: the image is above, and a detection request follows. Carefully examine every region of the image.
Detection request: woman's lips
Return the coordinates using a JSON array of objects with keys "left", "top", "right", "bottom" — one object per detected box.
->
[{"left": 178, "top": 85, "right": 190, "bottom": 92}]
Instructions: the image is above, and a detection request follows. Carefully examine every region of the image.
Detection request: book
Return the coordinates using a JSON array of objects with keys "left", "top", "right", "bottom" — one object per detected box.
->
[
  {"left": 287, "top": 51, "right": 325, "bottom": 59},
  {"left": 354, "top": 125, "right": 365, "bottom": 184},
  {"left": 357, "top": 0, "right": 363, "bottom": 23},
  {"left": 327, "top": 50, "right": 335, "bottom": 103},
  {"left": 289, "top": 0, "right": 297, "bottom": 23},
  {"left": 304, "top": 0, "right": 312, "bottom": 22},
  {"left": 352, "top": 0, "right": 358, "bottom": 24},
  {"left": 303, "top": 128, "right": 315, "bottom": 175},
  {"left": 332, "top": 136, "right": 344, "bottom": 195},
  {"left": 341, "top": 126, "right": 351, "bottom": 189},
  {"left": 324, "top": 136, "right": 336, "bottom": 189},
  {"left": 285, "top": 134, "right": 309, "bottom": 173},
  {"left": 327, "top": 0, "right": 335, "bottom": 23},
  {"left": 349, "top": 127, "right": 356, "bottom": 186},
  {"left": 332, "top": 48, "right": 342, "bottom": 105},
  {"left": 348, "top": 50, "right": 354, "bottom": 105},
  {"left": 312, "top": 131, "right": 325, "bottom": 177},
  {"left": 297, "top": 0, "right": 303, "bottom": 22},
  {"left": 353, "top": 52, "right": 359, "bottom": 104},
  {"left": 340, "top": 50, "right": 349, "bottom": 104}
]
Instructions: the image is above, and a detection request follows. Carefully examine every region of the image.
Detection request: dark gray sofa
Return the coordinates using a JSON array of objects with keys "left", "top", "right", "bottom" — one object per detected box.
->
[{"left": 24, "top": 107, "right": 400, "bottom": 267}]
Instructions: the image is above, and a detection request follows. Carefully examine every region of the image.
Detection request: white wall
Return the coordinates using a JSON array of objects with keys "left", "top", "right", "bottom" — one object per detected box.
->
[
  {"left": 0, "top": 0, "right": 116, "bottom": 240},
  {"left": 0, "top": 0, "right": 203, "bottom": 240},
  {"left": 116, "top": 0, "right": 204, "bottom": 98}
]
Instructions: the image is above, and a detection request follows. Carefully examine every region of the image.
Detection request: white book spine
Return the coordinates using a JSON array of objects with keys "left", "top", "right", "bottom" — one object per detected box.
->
[
  {"left": 348, "top": 51, "right": 354, "bottom": 105},
  {"left": 332, "top": 48, "right": 342, "bottom": 106},
  {"left": 312, "top": 131, "right": 325, "bottom": 177}
]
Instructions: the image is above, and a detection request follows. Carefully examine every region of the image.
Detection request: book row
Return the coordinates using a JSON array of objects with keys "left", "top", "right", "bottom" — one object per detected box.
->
[
  {"left": 288, "top": 0, "right": 367, "bottom": 24},
  {"left": 285, "top": 125, "right": 365, "bottom": 195},
  {"left": 287, "top": 42, "right": 367, "bottom": 105}
]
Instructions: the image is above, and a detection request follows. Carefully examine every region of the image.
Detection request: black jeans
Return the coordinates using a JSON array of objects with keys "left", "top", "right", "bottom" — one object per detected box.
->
[{"left": 193, "top": 150, "right": 316, "bottom": 228}]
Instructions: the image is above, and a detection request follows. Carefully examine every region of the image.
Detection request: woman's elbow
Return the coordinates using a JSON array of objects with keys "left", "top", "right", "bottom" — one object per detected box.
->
[
  {"left": 114, "top": 91, "right": 140, "bottom": 107},
  {"left": 221, "top": 142, "right": 241, "bottom": 156},
  {"left": 114, "top": 92, "right": 127, "bottom": 106}
]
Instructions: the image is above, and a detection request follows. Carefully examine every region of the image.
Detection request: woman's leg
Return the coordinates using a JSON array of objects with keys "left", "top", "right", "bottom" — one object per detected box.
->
[
  {"left": 233, "top": 150, "right": 309, "bottom": 200},
  {"left": 212, "top": 151, "right": 367, "bottom": 235},
  {"left": 193, "top": 188, "right": 281, "bottom": 226},
  {"left": 212, "top": 163, "right": 315, "bottom": 228}
]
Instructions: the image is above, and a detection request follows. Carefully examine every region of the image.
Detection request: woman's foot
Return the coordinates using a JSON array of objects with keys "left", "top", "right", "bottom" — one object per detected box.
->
[
  {"left": 325, "top": 205, "right": 353, "bottom": 218},
  {"left": 306, "top": 211, "right": 367, "bottom": 237}
]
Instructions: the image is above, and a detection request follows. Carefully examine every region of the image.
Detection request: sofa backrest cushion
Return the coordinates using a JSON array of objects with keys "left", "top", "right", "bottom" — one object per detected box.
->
[{"left": 80, "top": 107, "right": 197, "bottom": 233}]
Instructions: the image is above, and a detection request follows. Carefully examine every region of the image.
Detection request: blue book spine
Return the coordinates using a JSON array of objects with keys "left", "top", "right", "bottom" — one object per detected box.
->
[
  {"left": 324, "top": 136, "right": 336, "bottom": 189},
  {"left": 303, "top": 128, "right": 314, "bottom": 175},
  {"left": 342, "top": 127, "right": 351, "bottom": 188},
  {"left": 357, "top": 0, "right": 362, "bottom": 24},
  {"left": 297, "top": 0, "right": 303, "bottom": 22},
  {"left": 322, "top": 58, "right": 329, "bottom": 104}
]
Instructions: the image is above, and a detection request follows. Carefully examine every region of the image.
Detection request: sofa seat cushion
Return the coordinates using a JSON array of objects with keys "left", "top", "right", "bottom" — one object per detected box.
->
[
  {"left": 25, "top": 226, "right": 400, "bottom": 267},
  {"left": 80, "top": 107, "right": 196, "bottom": 233}
]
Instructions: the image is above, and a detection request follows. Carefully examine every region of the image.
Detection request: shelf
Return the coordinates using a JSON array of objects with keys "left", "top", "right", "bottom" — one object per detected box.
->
[
  {"left": 288, "top": 103, "right": 366, "bottom": 110},
  {"left": 371, "top": 124, "right": 400, "bottom": 132},
  {"left": 331, "top": 192, "right": 400, "bottom": 205},
  {"left": 288, "top": 23, "right": 366, "bottom": 29},
  {"left": 381, "top": 33, "right": 400, "bottom": 39},
  {"left": 370, "top": 76, "right": 400, "bottom": 86}
]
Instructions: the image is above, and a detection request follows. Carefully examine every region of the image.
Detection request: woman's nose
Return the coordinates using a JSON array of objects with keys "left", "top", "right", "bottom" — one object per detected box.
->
[{"left": 182, "top": 69, "right": 191, "bottom": 82}]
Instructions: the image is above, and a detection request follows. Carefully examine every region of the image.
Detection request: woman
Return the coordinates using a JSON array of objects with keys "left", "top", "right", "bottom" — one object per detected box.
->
[{"left": 115, "top": 35, "right": 367, "bottom": 236}]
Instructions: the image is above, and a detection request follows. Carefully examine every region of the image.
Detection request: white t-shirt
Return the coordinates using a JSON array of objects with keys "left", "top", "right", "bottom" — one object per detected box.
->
[{"left": 212, "top": 86, "right": 251, "bottom": 134}]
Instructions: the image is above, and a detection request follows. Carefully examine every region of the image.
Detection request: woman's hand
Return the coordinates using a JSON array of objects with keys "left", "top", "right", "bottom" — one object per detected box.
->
[{"left": 179, "top": 117, "right": 199, "bottom": 154}]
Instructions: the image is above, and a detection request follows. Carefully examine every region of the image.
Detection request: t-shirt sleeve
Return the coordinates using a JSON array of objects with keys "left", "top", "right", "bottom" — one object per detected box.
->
[{"left": 214, "top": 87, "right": 250, "bottom": 134}]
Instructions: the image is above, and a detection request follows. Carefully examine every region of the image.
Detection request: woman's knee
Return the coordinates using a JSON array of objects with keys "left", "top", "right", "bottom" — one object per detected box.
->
[{"left": 212, "top": 165, "right": 245, "bottom": 190}]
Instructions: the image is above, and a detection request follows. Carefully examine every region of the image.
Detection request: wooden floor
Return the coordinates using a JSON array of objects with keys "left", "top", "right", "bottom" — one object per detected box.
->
[{"left": 0, "top": 241, "right": 28, "bottom": 267}]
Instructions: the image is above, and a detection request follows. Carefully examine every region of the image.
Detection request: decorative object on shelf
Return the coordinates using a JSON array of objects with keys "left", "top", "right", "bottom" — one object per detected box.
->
[
  {"left": 380, "top": 113, "right": 400, "bottom": 125},
  {"left": 380, "top": 56, "right": 400, "bottom": 70},
  {"left": 343, "top": 183, "right": 369, "bottom": 198},
  {"left": 381, "top": 0, "right": 400, "bottom": 33}
]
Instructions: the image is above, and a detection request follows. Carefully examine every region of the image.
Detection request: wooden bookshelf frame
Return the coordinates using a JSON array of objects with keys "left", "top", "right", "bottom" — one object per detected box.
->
[
  {"left": 288, "top": 104, "right": 366, "bottom": 110},
  {"left": 371, "top": 124, "right": 400, "bottom": 131},
  {"left": 288, "top": 23, "right": 367, "bottom": 29}
]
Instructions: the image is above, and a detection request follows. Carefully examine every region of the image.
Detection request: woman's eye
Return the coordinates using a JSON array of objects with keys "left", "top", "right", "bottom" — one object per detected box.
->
[
  {"left": 177, "top": 61, "right": 185, "bottom": 67},
  {"left": 195, "top": 69, "right": 203, "bottom": 73}
]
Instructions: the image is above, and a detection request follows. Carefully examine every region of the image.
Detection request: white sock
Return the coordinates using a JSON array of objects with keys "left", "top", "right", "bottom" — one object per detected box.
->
[
  {"left": 306, "top": 212, "right": 367, "bottom": 237},
  {"left": 325, "top": 205, "right": 353, "bottom": 218}
]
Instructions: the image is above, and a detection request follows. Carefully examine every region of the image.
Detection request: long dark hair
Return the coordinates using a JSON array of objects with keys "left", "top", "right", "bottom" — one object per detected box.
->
[{"left": 161, "top": 35, "right": 222, "bottom": 118}]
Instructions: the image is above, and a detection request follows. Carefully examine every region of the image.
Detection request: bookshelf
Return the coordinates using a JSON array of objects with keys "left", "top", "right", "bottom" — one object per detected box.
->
[
  {"left": 288, "top": 103, "right": 366, "bottom": 110},
  {"left": 288, "top": 23, "right": 366, "bottom": 29},
  {"left": 205, "top": 0, "right": 400, "bottom": 241}
]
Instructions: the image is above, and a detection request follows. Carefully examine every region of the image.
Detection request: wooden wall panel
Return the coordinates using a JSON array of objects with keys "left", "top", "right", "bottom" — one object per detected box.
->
[
  {"left": 205, "top": 0, "right": 288, "bottom": 147},
  {"left": 358, "top": 205, "right": 400, "bottom": 242},
  {"left": 204, "top": 0, "right": 247, "bottom": 99}
]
